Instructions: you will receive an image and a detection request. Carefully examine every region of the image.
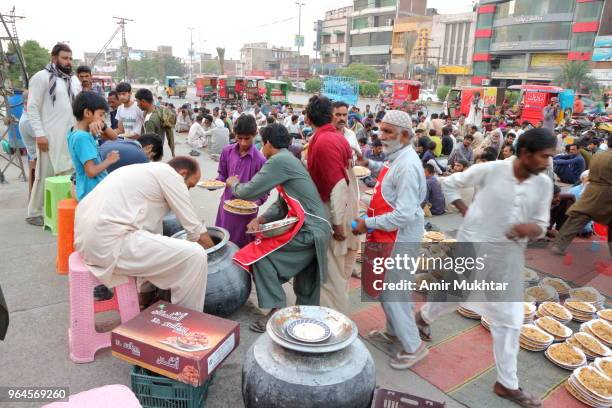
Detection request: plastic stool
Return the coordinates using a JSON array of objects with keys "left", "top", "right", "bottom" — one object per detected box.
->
[
  {"left": 57, "top": 199, "right": 78, "bottom": 275},
  {"left": 41, "top": 384, "right": 141, "bottom": 407},
  {"left": 68, "top": 252, "right": 140, "bottom": 363},
  {"left": 44, "top": 175, "right": 73, "bottom": 235}
]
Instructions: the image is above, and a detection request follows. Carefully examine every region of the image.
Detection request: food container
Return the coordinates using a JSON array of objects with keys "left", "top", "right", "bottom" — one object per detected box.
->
[
  {"left": 172, "top": 227, "right": 251, "bottom": 317},
  {"left": 112, "top": 301, "right": 240, "bottom": 387},
  {"left": 246, "top": 217, "right": 299, "bottom": 238}
]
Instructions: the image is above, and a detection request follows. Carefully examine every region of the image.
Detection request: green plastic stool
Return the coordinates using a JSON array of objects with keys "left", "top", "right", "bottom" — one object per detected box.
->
[{"left": 43, "top": 175, "right": 73, "bottom": 235}]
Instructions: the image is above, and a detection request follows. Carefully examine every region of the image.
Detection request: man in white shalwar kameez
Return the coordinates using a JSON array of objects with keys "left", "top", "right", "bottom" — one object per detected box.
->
[
  {"left": 416, "top": 128, "right": 557, "bottom": 408},
  {"left": 26, "top": 43, "right": 82, "bottom": 225},
  {"left": 74, "top": 158, "right": 214, "bottom": 312},
  {"left": 466, "top": 92, "right": 484, "bottom": 128}
]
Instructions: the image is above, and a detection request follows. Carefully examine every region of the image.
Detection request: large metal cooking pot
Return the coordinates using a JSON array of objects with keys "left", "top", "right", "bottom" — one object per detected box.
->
[
  {"left": 171, "top": 226, "right": 251, "bottom": 317},
  {"left": 242, "top": 334, "right": 376, "bottom": 408}
]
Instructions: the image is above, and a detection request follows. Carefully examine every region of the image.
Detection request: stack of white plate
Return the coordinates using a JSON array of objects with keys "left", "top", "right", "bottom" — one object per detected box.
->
[
  {"left": 456, "top": 306, "right": 480, "bottom": 320},
  {"left": 594, "top": 356, "right": 612, "bottom": 378},
  {"left": 569, "top": 287, "right": 605, "bottom": 310},
  {"left": 581, "top": 319, "right": 612, "bottom": 348},
  {"left": 545, "top": 342, "right": 587, "bottom": 370},
  {"left": 565, "top": 366, "right": 612, "bottom": 407},
  {"left": 520, "top": 324, "right": 554, "bottom": 352},
  {"left": 523, "top": 268, "right": 539, "bottom": 285},
  {"left": 525, "top": 284, "right": 558, "bottom": 304},
  {"left": 535, "top": 316, "right": 573, "bottom": 342},
  {"left": 481, "top": 316, "right": 491, "bottom": 331},
  {"left": 565, "top": 299, "right": 598, "bottom": 322},
  {"left": 541, "top": 277, "right": 571, "bottom": 298},
  {"left": 568, "top": 332, "right": 611, "bottom": 361},
  {"left": 524, "top": 302, "right": 536, "bottom": 324},
  {"left": 537, "top": 301, "right": 573, "bottom": 324}
]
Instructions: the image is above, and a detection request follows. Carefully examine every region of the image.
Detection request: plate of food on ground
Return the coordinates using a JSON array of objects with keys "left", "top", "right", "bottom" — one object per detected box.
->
[
  {"left": 197, "top": 179, "right": 226, "bottom": 190},
  {"left": 594, "top": 357, "right": 612, "bottom": 378},
  {"left": 535, "top": 316, "right": 572, "bottom": 341},
  {"left": 424, "top": 231, "right": 446, "bottom": 242},
  {"left": 545, "top": 342, "right": 586, "bottom": 370},
  {"left": 223, "top": 199, "right": 258, "bottom": 215},
  {"left": 584, "top": 319, "right": 612, "bottom": 347},
  {"left": 571, "top": 365, "right": 612, "bottom": 404},
  {"left": 353, "top": 166, "right": 371, "bottom": 179},
  {"left": 523, "top": 268, "right": 539, "bottom": 284},
  {"left": 525, "top": 284, "right": 558, "bottom": 303},
  {"left": 598, "top": 309, "right": 612, "bottom": 324},
  {"left": 569, "top": 287, "right": 605, "bottom": 310},
  {"left": 541, "top": 277, "right": 571, "bottom": 297},
  {"left": 565, "top": 299, "right": 597, "bottom": 322},
  {"left": 520, "top": 324, "right": 554, "bottom": 351},
  {"left": 570, "top": 332, "right": 611, "bottom": 360}
]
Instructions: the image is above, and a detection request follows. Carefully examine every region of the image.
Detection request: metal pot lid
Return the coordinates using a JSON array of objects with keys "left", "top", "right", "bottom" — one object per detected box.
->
[{"left": 266, "top": 306, "right": 358, "bottom": 353}]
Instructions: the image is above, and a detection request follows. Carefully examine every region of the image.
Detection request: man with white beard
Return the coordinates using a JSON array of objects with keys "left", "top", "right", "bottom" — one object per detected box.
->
[{"left": 352, "top": 110, "right": 428, "bottom": 369}]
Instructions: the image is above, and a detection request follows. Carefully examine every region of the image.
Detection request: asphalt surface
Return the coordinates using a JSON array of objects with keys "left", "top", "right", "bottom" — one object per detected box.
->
[{"left": 0, "top": 100, "right": 460, "bottom": 408}]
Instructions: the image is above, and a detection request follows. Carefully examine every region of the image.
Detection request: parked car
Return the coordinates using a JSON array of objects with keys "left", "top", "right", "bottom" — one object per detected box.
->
[{"left": 420, "top": 89, "right": 439, "bottom": 103}]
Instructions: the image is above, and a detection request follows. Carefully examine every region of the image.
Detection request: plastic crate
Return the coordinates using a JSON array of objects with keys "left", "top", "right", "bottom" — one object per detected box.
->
[{"left": 131, "top": 366, "right": 211, "bottom": 408}]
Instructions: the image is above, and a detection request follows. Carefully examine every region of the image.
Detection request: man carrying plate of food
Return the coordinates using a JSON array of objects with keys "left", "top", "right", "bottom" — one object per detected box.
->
[{"left": 226, "top": 123, "right": 331, "bottom": 333}]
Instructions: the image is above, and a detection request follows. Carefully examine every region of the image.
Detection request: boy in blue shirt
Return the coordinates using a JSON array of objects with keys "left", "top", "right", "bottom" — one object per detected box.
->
[{"left": 68, "top": 91, "right": 120, "bottom": 200}]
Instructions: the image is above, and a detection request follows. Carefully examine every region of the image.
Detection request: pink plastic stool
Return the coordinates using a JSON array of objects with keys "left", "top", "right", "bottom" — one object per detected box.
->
[
  {"left": 42, "top": 384, "right": 141, "bottom": 407},
  {"left": 68, "top": 252, "right": 140, "bottom": 363}
]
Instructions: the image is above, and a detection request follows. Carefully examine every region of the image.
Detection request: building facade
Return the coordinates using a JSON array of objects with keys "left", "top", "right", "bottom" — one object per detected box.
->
[
  {"left": 591, "top": 0, "right": 612, "bottom": 87},
  {"left": 313, "top": 6, "right": 352, "bottom": 74},
  {"left": 349, "top": 0, "right": 427, "bottom": 75},
  {"left": 390, "top": 16, "right": 432, "bottom": 80},
  {"left": 472, "top": 0, "right": 606, "bottom": 87},
  {"left": 239, "top": 43, "right": 302, "bottom": 78},
  {"left": 430, "top": 11, "right": 476, "bottom": 87}
]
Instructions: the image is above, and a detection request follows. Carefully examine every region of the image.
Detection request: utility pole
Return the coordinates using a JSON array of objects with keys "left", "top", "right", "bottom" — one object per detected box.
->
[
  {"left": 113, "top": 16, "right": 133, "bottom": 82},
  {"left": 188, "top": 27, "right": 195, "bottom": 81},
  {"left": 296, "top": 2, "right": 305, "bottom": 82}
]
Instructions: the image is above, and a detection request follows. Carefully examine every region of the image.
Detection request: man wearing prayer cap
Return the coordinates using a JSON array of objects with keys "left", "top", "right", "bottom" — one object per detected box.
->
[{"left": 352, "top": 110, "right": 429, "bottom": 369}]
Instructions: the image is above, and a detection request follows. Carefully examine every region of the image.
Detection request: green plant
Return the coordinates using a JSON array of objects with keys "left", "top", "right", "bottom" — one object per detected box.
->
[
  {"left": 8, "top": 40, "right": 49, "bottom": 87},
  {"left": 336, "top": 63, "right": 380, "bottom": 83},
  {"left": 436, "top": 85, "right": 451, "bottom": 102},
  {"left": 305, "top": 78, "right": 322, "bottom": 94},
  {"left": 554, "top": 61, "right": 598, "bottom": 93},
  {"left": 360, "top": 82, "right": 380, "bottom": 98}
]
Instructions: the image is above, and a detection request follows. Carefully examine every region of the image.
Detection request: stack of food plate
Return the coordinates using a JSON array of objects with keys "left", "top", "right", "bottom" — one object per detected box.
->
[
  {"left": 523, "top": 268, "right": 539, "bottom": 285},
  {"left": 594, "top": 357, "right": 612, "bottom": 377},
  {"left": 223, "top": 199, "right": 258, "bottom": 215},
  {"left": 570, "top": 287, "right": 606, "bottom": 310},
  {"left": 525, "top": 284, "right": 558, "bottom": 304},
  {"left": 541, "top": 277, "right": 571, "bottom": 298},
  {"left": 524, "top": 302, "right": 537, "bottom": 323},
  {"left": 565, "top": 299, "right": 597, "bottom": 322},
  {"left": 568, "top": 332, "right": 611, "bottom": 361},
  {"left": 265, "top": 306, "right": 358, "bottom": 354},
  {"left": 565, "top": 366, "right": 612, "bottom": 407},
  {"left": 457, "top": 306, "right": 480, "bottom": 320},
  {"left": 246, "top": 217, "right": 299, "bottom": 238},
  {"left": 197, "top": 179, "right": 226, "bottom": 191},
  {"left": 535, "top": 316, "right": 573, "bottom": 341},
  {"left": 353, "top": 166, "right": 371, "bottom": 179},
  {"left": 481, "top": 316, "right": 491, "bottom": 331},
  {"left": 582, "top": 319, "right": 612, "bottom": 347},
  {"left": 423, "top": 231, "right": 446, "bottom": 242},
  {"left": 520, "top": 324, "right": 554, "bottom": 351},
  {"left": 537, "top": 301, "right": 573, "bottom": 324},
  {"left": 545, "top": 342, "right": 587, "bottom": 370},
  {"left": 598, "top": 309, "right": 612, "bottom": 324}
]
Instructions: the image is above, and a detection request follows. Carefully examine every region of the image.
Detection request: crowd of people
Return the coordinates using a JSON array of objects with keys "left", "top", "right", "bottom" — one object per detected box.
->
[{"left": 15, "top": 42, "right": 612, "bottom": 408}]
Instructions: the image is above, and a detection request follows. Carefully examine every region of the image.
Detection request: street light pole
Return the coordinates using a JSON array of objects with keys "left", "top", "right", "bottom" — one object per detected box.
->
[
  {"left": 296, "top": 2, "right": 305, "bottom": 82},
  {"left": 188, "top": 27, "right": 195, "bottom": 82}
]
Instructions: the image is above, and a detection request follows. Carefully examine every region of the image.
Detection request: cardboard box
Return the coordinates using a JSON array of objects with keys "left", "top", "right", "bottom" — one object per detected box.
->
[{"left": 111, "top": 301, "right": 240, "bottom": 386}]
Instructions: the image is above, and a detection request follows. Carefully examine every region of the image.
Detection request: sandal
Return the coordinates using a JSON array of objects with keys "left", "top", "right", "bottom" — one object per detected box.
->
[
  {"left": 493, "top": 382, "right": 542, "bottom": 408},
  {"left": 415, "top": 311, "right": 432, "bottom": 342},
  {"left": 249, "top": 319, "right": 267, "bottom": 333},
  {"left": 389, "top": 344, "right": 429, "bottom": 370},
  {"left": 366, "top": 330, "right": 398, "bottom": 346}
]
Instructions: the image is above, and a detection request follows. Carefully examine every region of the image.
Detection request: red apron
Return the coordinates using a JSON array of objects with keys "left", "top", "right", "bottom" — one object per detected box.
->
[
  {"left": 363, "top": 165, "right": 398, "bottom": 298},
  {"left": 233, "top": 186, "right": 305, "bottom": 273}
]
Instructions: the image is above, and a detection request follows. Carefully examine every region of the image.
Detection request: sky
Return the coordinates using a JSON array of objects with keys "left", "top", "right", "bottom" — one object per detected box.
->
[{"left": 11, "top": 0, "right": 473, "bottom": 61}]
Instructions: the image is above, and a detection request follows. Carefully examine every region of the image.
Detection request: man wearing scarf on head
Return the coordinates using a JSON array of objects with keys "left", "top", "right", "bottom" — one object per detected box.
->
[
  {"left": 352, "top": 110, "right": 428, "bottom": 370},
  {"left": 26, "top": 43, "right": 82, "bottom": 226}
]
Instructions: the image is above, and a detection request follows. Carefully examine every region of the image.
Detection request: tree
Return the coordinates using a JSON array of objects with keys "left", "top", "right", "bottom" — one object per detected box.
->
[
  {"left": 201, "top": 60, "right": 219, "bottom": 74},
  {"left": 554, "top": 61, "right": 598, "bottom": 93},
  {"left": 336, "top": 63, "right": 380, "bottom": 83},
  {"left": 8, "top": 40, "right": 49, "bottom": 87},
  {"left": 360, "top": 82, "right": 379, "bottom": 98},
  {"left": 216, "top": 47, "right": 225, "bottom": 75},
  {"left": 305, "top": 78, "right": 322, "bottom": 94},
  {"left": 436, "top": 85, "right": 451, "bottom": 102},
  {"left": 127, "top": 55, "right": 185, "bottom": 82}
]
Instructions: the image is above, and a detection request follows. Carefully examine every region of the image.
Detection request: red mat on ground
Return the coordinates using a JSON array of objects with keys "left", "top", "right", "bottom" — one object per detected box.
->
[
  {"left": 543, "top": 383, "right": 588, "bottom": 408},
  {"left": 411, "top": 325, "right": 495, "bottom": 392}
]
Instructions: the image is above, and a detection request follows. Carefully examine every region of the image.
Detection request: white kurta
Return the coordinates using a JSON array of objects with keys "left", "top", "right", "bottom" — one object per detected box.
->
[
  {"left": 27, "top": 70, "right": 81, "bottom": 174},
  {"left": 74, "top": 163, "right": 208, "bottom": 311},
  {"left": 466, "top": 98, "right": 484, "bottom": 128}
]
